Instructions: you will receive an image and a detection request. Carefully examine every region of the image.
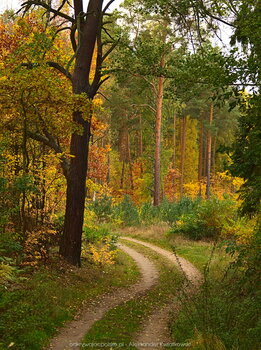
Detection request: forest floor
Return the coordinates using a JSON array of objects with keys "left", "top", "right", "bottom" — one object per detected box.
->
[{"left": 47, "top": 234, "right": 202, "bottom": 350}]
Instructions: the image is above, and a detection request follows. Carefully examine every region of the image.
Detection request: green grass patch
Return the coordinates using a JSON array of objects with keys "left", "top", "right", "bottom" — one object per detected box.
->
[
  {"left": 0, "top": 251, "right": 140, "bottom": 350},
  {"left": 118, "top": 228, "right": 231, "bottom": 275},
  {"left": 81, "top": 240, "right": 183, "bottom": 350}
]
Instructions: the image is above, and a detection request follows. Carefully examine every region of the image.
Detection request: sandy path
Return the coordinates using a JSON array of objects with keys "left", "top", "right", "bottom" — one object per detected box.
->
[
  {"left": 48, "top": 243, "right": 159, "bottom": 350},
  {"left": 121, "top": 237, "right": 202, "bottom": 350}
]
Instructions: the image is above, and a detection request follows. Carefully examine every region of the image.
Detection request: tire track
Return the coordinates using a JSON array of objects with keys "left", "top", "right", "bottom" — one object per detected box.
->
[
  {"left": 121, "top": 237, "right": 202, "bottom": 350},
  {"left": 48, "top": 243, "right": 159, "bottom": 350}
]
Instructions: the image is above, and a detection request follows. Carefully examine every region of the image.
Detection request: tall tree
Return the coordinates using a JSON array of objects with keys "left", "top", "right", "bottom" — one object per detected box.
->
[
  {"left": 20, "top": 0, "right": 117, "bottom": 266},
  {"left": 206, "top": 103, "right": 214, "bottom": 199}
]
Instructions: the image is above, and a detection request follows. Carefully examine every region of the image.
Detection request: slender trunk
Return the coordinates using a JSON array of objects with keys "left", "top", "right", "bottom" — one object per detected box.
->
[
  {"left": 129, "top": 163, "right": 134, "bottom": 191},
  {"left": 179, "top": 115, "right": 187, "bottom": 198},
  {"left": 139, "top": 114, "right": 143, "bottom": 175},
  {"left": 21, "top": 117, "right": 29, "bottom": 236},
  {"left": 107, "top": 151, "right": 110, "bottom": 184},
  {"left": 212, "top": 135, "right": 217, "bottom": 175},
  {"left": 172, "top": 114, "right": 177, "bottom": 201},
  {"left": 127, "top": 132, "right": 134, "bottom": 191},
  {"left": 206, "top": 104, "right": 214, "bottom": 199},
  {"left": 198, "top": 117, "right": 204, "bottom": 196},
  {"left": 203, "top": 135, "right": 207, "bottom": 178},
  {"left": 173, "top": 114, "right": 177, "bottom": 167},
  {"left": 120, "top": 162, "right": 125, "bottom": 189},
  {"left": 153, "top": 56, "right": 165, "bottom": 206}
]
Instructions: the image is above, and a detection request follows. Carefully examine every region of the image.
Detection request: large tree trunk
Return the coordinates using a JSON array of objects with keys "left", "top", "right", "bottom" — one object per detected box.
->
[
  {"left": 59, "top": 0, "right": 103, "bottom": 266},
  {"left": 179, "top": 115, "right": 187, "bottom": 198},
  {"left": 206, "top": 103, "right": 214, "bottom": 199},
  {"left": 153, "top": 56, "right": 165, "bottom": 206},
  {"left": 60, "top": 115, "right": 91, "bottom": 266}
]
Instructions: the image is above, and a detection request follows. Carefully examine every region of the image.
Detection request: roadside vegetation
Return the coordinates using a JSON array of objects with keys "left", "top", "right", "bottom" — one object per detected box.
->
[
  {"left": 0, "top": 251, "right": 140, "bottom": 350},
  {"left": 0, "top": 0, "right": 260, "bottom": 349}
]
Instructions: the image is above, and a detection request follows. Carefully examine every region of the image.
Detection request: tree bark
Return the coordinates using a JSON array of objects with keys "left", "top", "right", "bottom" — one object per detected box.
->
[
  {"left": 153, "top": 56, "right": 165, "bottom": 206},
  {"left": 59, "top": 0, "right": 104, "bottom": 266},
  {"left": 212, "top": 134, "right": 217, "bottom": 175},
  {"left": 173, "top": 114, "right": 177, "bottom": 168},
  {"left": 198, "top": 116, "right": 204, "bottom": 196},
  {"left": 59, "top": 113, "right": 91, "bottom": 266},
  {"left": 120, "top": 161, "right": 125, "bottom": 189},
  {"left": 172, "top": 113, "right": 177, "bottom": 201},
  {"left": 179, "top": 115, "right": 187, "bottom": 198},
  {"left": 206, "top": 103, "right": 214, "bottom": 199}
]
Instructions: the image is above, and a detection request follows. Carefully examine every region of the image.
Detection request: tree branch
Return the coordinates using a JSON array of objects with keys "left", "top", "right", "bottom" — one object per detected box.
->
[
  {"left": 101, "top": 39, "right": 120, "bottom": 63},
  {"left": 103, "top": 0, "right": 116, "bottom": 14},
  {"left": 27, "top": 130, "right": 70, "bottom": 178},
  {"left": 97, "top": 76, "right": 110, "bottom": 90},
  {"left": 21, "top": 62, "right": 72, "bottom": 81},
  {"left": 19, "top": 0, "right": 74, "bottom": 23},
  {"left": 70, "top": 24, "right": 77, "bottom": 52}
]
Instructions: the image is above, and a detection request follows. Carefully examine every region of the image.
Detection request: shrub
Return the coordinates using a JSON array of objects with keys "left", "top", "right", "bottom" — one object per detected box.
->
[
  {"left": 113, "top": 195, "right": 140, "bottom": 226},
  {"left": 160, "top": 197, "right": 200, "bottom": 225},
  {"left": 22, "top": 228, "right": 58, "bottom": 266},
  {"left": 171, "top": 232, "right": 261, "bottom": 349},
  {"left": 0, "top": 232, "right": 22, "bottom": 258},
  {"left": 170, "top": 197, "right": 237, "bottom": 240},
  {"left": 90, "top": 195, "right": 113, "bottom": 223},
  {"left": 140, "top": 203, "right": 161, "bottom": 224}
]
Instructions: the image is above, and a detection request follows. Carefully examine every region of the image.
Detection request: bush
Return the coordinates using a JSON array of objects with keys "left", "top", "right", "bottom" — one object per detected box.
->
[
  {"left": 0, "top": 233, "right": 22, "bottom": 258},
  {"left": 171, "top": 232, "right": 261, "bottom": 349},
  {"left": 89, "top": 196, "right": 113, "bottom": 223},
  {"left": 82, "top": 225, "right": 118, "bottom": 266},
  {"left": 160, "top": 197, "right": 200, "bottom": 225},
  {"left": 140, "top": 203, "right": 161, "bottom": 224},
  {"left": 170, "top": 197, "right": 237, "bottom": 240},
  {"left": 113, "top": 195, "right": 140, "bottom": 226}
]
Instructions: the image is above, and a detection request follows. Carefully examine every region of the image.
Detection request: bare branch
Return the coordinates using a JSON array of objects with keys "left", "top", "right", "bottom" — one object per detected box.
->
[
  {"left": 97, "top": 76, "right": 110, "bottom": 90},
  {"left": 103, "top": 0, "right": 116, "bottom": 14},
  {"left": 102, "top": 39, "right": 120, "bottom": 63},
  {"left": 70, "top": 24, "right": 77, "bottom": 52},
  {"left": 19, "top": 0, "right": 74, "bottom": 23},
  {"left": 27, "top": 131, "right": 69, "bottom": 178},
  {"left": 21, "top": 62, "right": 72, "bottom": 81},
  {"left": 132, "top": 103, "right": 156, "bottom": 114}
]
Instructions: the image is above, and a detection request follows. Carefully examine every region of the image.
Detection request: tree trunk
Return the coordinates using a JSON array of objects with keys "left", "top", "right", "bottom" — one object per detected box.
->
[
  {"left": 206, "top": 103, "right": 214, "bottom": 199},
  {"left": 59, "top": 0, "right": 103, "bottom": 266},
  {"left": 60, "top": 114, "right": 91, "bottom": 266},
  {"left": 172, "top": 114, "right": 177, "bottom": 201},
  {"left": 180, "top": 115, "right": 187, "bottom": 198},
  {"left": 120, "top": 161, "right": 125, "bottom": 189},
  {"left": 173, "top": 114, "right": 177, "bottom": 168},
  {"left": 138, "top": 114, "right": 143, "bottom": 175},
  {"left": 153, "top": 56, "right": 165, "bottom": 206},
  {"left": 212, "top": 135, "right": 217, "bottom": 175},
  {"left": 198, "top": 116, "right": 204, "bottom": 196}
]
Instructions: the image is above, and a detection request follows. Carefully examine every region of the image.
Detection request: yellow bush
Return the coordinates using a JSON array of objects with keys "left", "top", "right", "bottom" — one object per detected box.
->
[
  {"left": 82, "top": 239, "right": 117, "bottom": 266},
  {"left": 222, "top": 220, "right": 254, "bottom": 245},
  {"left": 23, "top": 229, "right": 58, "bottom": 266},
  {"left": 0, "top": 263, "right": 16, "bottom": 285}
]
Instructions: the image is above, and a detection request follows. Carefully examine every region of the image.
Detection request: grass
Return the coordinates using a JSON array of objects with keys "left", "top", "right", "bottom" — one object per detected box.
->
[
  {"left": 81, "top": 239, "right": 183, "bottom": 350},
  {"left": 0, "top": 250, "right": 140, "bottom": 350},
  {"left": 118, "top": 225, "right": 231, "bottom": 275},
  {"left": 119, "top": 225, "right": 260, "bottom": 350}
]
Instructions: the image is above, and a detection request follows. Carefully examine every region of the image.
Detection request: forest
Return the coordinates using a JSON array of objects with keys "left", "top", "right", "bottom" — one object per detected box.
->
[{"left": 0, "top": 0, "right": 260, "bottom": 349}]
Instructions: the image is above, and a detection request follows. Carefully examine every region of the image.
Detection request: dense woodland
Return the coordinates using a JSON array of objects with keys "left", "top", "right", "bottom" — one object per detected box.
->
[{"left": 0, "top": 0, "right": 260, "bottom": 349}]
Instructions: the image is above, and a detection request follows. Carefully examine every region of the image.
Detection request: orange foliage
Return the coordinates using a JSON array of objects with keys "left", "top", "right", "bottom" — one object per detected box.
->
[
  {"left": 164, "top": 166, "right": 181, "bottom": 201},
  {"left": 88, "top": 144, "right": 110, "bottom": 182}
]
